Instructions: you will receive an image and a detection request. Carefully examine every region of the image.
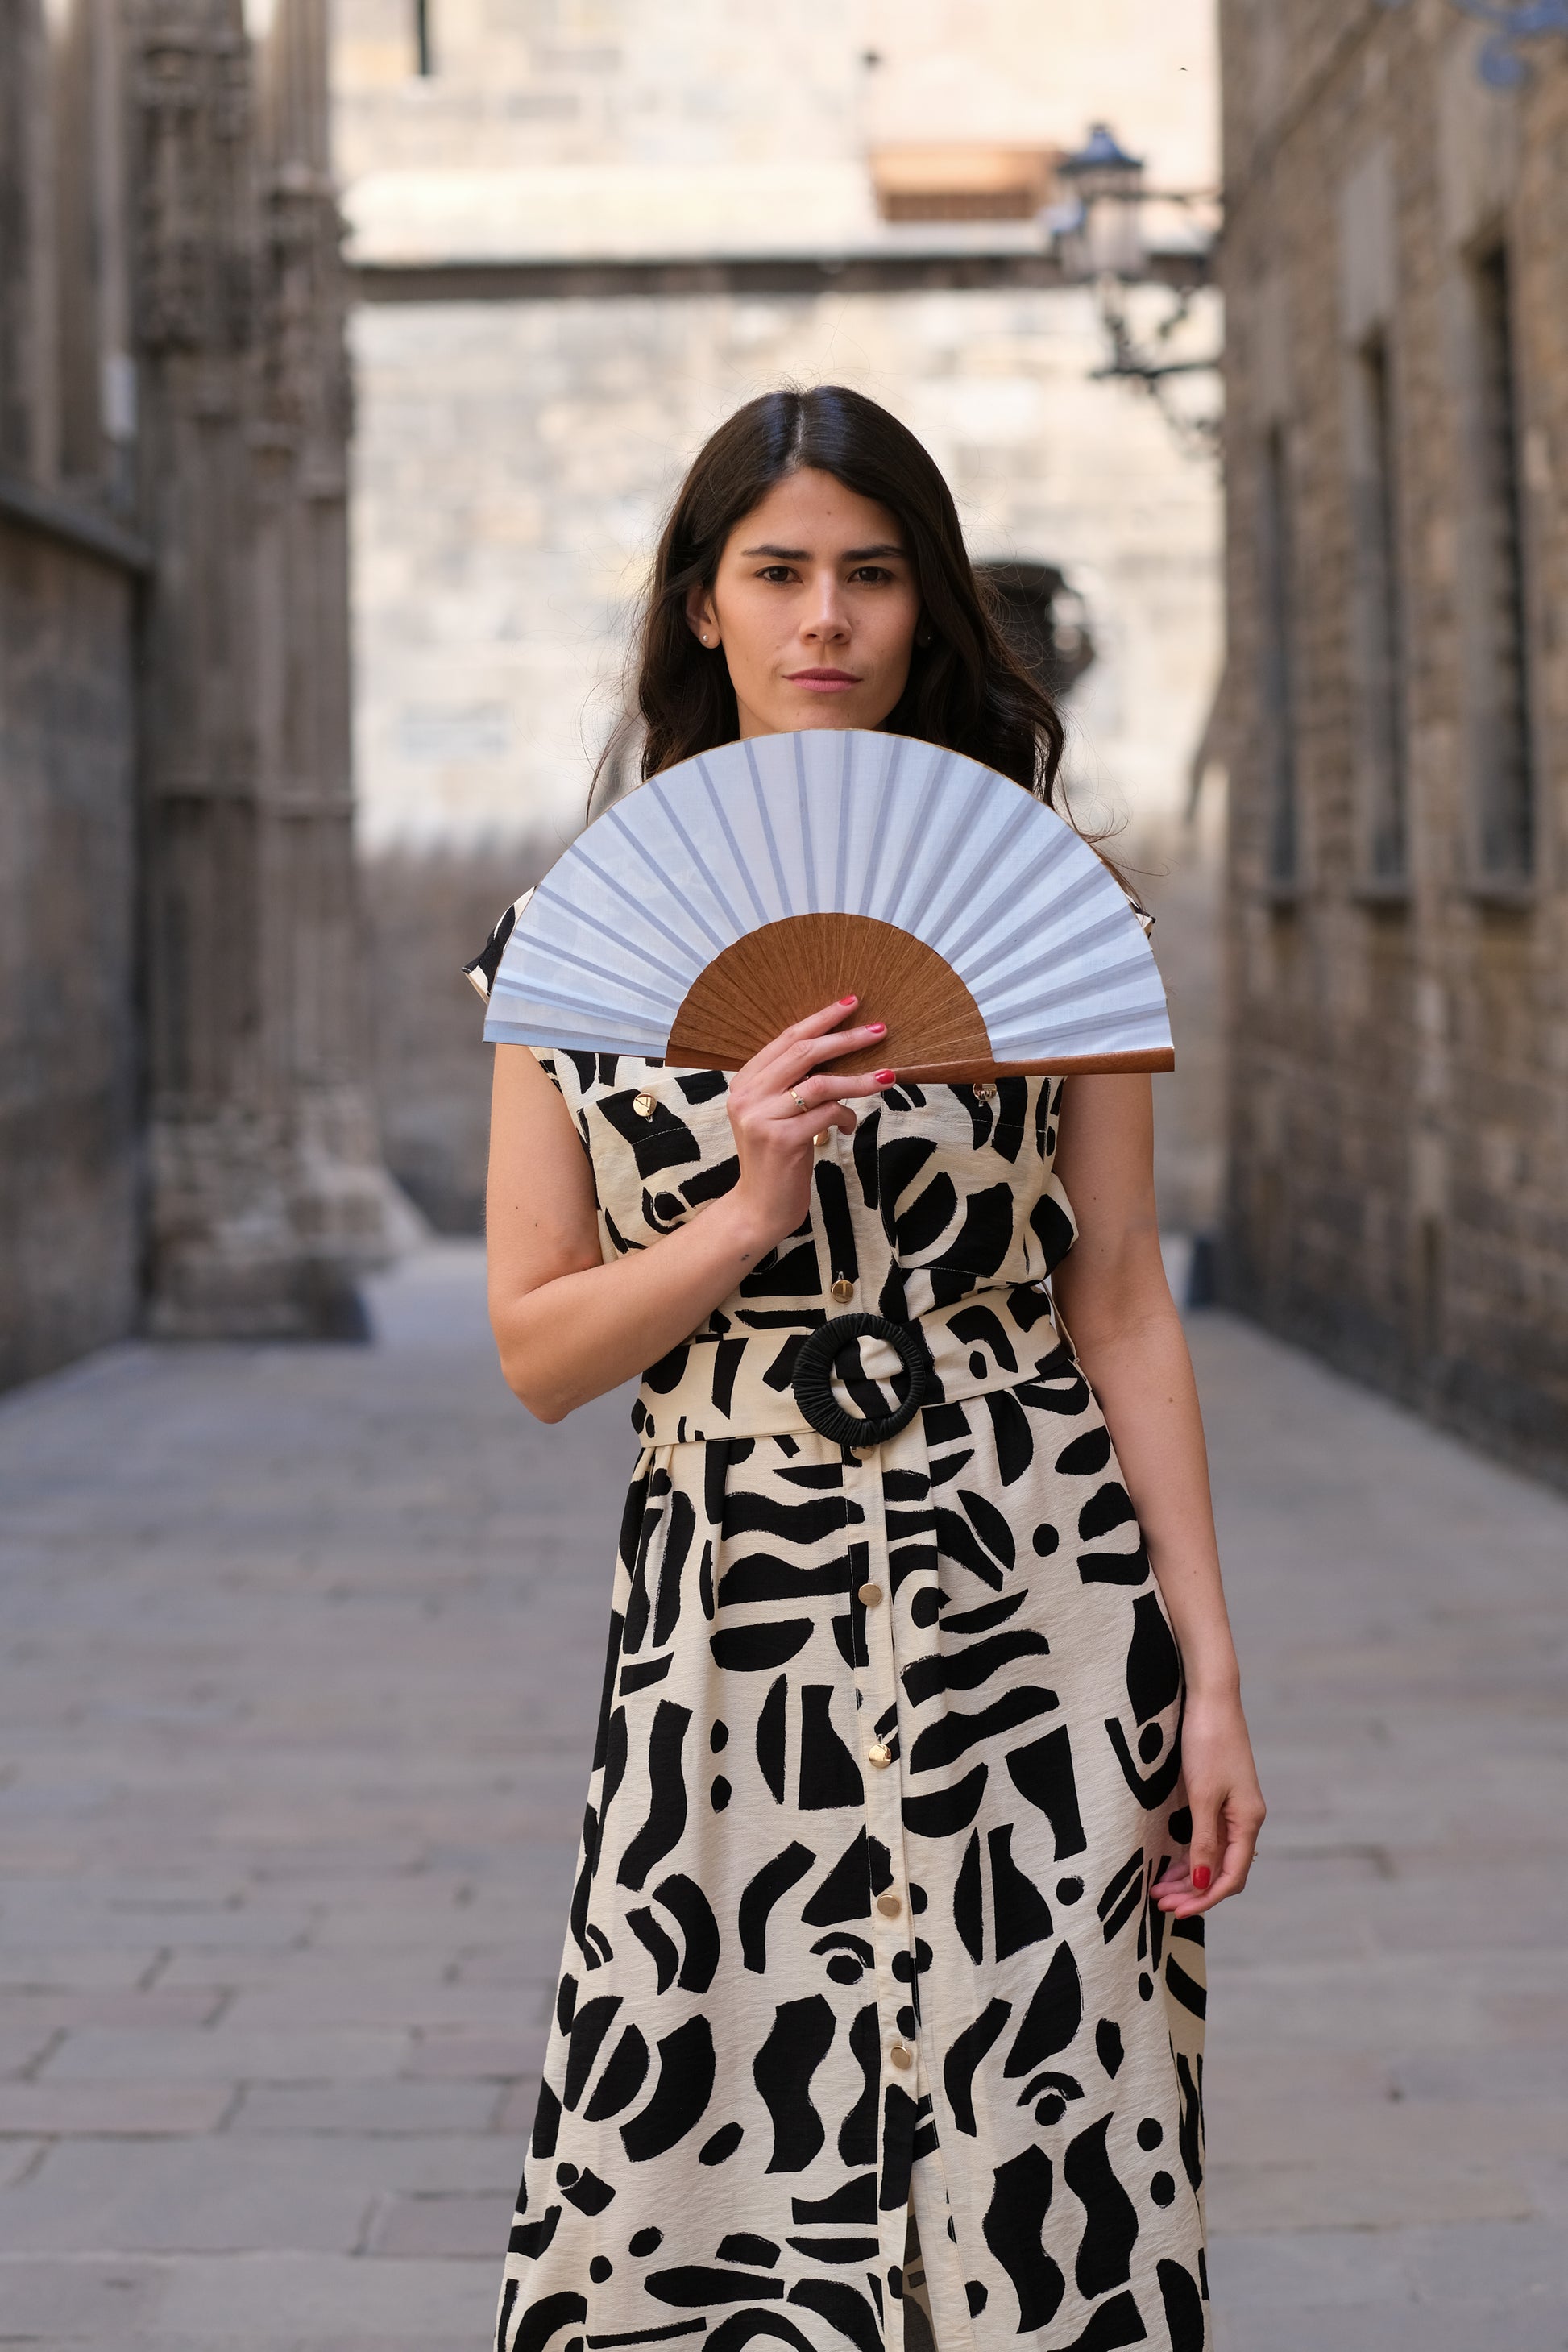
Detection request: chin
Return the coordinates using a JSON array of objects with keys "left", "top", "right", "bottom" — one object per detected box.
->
[{"left": 777, "top": 699, "right": 889, "bottom": 732}]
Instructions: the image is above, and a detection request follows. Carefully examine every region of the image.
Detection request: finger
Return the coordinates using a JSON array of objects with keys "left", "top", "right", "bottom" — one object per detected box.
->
[
  {"left": 1153, "top": 1862, "right": 1198, "bottom": 1910},
  {"left": 768, "top": 1096, "right": 873, "bottom": 1147},
  {"left": 744, "top": 998, "right": 863, "bottom": 1083},
  {"left": 1159, "top": 1808, "right": 1261, "bottom": 1915},
  {"left": 1213, "top": 1811, "right": 1262, "bottom": 1898},
  {"left": 765, "top": 1024, "right": 890, "bottom": 1089},
  {"left": 1186, "top": 1798, "right": 1225, "bottom": 1902},
  {"left": 774, "top": 1066, "right": 893, "bottom": 1114},
  {"left": 810, "top": 1101, "right": 861, "bottom": 1139}
]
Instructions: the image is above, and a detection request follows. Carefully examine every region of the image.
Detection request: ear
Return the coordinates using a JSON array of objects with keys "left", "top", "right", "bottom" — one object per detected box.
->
[{"left": 684, "top": 583, "right": 720, "bottom": 647}]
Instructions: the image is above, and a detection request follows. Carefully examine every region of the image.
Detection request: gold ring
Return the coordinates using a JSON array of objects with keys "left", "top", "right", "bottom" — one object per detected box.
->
[{"left": 790, "top": 1087, "right": 808, "bottom": 1112}]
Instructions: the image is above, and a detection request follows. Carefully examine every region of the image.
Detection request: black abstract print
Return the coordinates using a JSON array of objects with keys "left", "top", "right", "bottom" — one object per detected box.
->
[{"left": 487, "top": 1031, "right": 1208, "bottom": 2352}]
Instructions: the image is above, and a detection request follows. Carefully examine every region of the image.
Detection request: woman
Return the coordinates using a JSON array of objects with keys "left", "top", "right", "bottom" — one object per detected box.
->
[{"left": 474, "top": 386, "right": 1264, "bottom": 2352}]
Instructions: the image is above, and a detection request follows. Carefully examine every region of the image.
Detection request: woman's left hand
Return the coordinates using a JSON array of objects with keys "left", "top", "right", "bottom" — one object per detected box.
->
[{"left": 1154, "top": 1686, "right": 1266, "bottom": 1917}]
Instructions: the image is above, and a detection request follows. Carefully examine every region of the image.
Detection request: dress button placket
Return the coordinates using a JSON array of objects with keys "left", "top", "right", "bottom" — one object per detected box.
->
[
  {"left": 848, "top": 1425, "right": 917, "bottom": 2279},
  {"left": 824, "top": 1136, "right": 924, "bottom": 2306}
]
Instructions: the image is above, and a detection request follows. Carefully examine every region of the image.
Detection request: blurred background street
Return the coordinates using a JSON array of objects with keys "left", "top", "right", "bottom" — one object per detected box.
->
[
  {"left": 1, "top": 1247, "right": 1566, "bottom": 2349},
  {"left": 4, "top": 0, "right": 1568, "bottom": 2344}
]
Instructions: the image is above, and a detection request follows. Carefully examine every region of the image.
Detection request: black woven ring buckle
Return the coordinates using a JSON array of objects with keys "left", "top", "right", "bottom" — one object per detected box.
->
[{"left": 791, "top": 1313, "right": 931, "bottom": 1450}]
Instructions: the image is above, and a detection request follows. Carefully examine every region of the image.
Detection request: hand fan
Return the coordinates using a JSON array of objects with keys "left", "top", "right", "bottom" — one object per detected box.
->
[{"left": 477, "top": 730, "right": 1172, "bottom": 1081}]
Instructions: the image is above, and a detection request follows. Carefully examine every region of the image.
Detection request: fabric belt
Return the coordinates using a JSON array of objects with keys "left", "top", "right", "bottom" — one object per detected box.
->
[
  {"left": 633, "top": 1285, "right": 1072, "bottom": 1450},
  {"left": 790, "top": 1313, "right": 931, "bottom": 1448}
]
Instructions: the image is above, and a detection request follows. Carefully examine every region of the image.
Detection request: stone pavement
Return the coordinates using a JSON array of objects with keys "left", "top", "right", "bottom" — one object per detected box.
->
[{"left": 0, "top": 1242, "right": 1565, "bottom": 2350}]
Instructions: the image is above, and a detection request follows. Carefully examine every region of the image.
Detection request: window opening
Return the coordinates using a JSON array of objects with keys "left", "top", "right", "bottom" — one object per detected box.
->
[
  {"left": 1259, "top": 423, "right": 1298, "bottom": 887},
  {"left": 1470, "top": 241, "right": 1533, "bottom": 880},
  {"left": 1354, "top": 331, "right": 1408, "bottom": 882}
]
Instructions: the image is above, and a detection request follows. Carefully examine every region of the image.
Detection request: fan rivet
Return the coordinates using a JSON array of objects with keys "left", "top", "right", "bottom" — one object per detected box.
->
[
  {"left": 633, "top": 1092, "right": 655, "bottom": 1118},
  {"left": 832, "top": 1277, "right": 855, "bottom": 1303}
]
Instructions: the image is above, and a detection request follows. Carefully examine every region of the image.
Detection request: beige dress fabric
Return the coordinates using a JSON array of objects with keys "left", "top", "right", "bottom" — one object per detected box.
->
[{"left": 492, "top": 1045, "right": 1208, "bottom": 2352}]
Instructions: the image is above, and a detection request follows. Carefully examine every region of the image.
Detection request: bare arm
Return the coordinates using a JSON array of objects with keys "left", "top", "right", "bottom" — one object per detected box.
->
[
  {"left": 1052, "top": 1073, "right": 1265, "bottom": 1916},
  {"left": 485, "top": 1002, "right": 891, "bottom": 1423}
]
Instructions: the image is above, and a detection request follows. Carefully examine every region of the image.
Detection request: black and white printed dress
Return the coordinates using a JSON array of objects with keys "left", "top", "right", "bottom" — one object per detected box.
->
[{"left": 474, "top": 955, "right": 1209, "bottom": 2352}]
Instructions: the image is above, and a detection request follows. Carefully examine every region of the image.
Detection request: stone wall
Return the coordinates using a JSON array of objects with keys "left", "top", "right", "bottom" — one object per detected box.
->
[
  {"left": 0, "top": 0, "right": 402, "bottom": 1392},
  {"left": 333, "top": 0, "right": 1218, "bottom": 186},
  {"left": 0, "top": 521, "right": 139, "bottom": 1388},
  {"left": 362, "top": 837, "right": 548, "bottom": 1231},
  {"left": 1218, "top": 0, "right": 1568, "bottom": 1472}
]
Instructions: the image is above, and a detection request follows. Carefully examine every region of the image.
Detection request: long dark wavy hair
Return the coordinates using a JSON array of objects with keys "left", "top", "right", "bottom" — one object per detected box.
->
[{"left": 599, "top": 385, "right": 1068, "bottom": 806}]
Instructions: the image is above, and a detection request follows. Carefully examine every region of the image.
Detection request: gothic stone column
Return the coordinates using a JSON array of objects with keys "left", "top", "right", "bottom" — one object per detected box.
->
[{"left": 133, "top": 0, "right": 404, "bottom": 1337}]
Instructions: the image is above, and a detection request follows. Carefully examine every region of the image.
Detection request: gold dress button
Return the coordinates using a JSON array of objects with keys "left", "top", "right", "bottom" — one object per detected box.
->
[
  {"left": 814, "top": 1130, "right": 831, "bottom": 1148},
  {"left": 889, "top": 2041, "right": 914, "bottom": 2070},
  {"left": 877, "top": 1892, "right": 902, "bottom": 1918},
  {"left": 973, "top": 1081, "right": 996, "bottom": 1101},
  {"left": 831, "top": 1277, "right": 855, "bottom": 1303},
  {"left": 857, "top": 1582, "right": 882, "bottom": 1607},
  {"left": 866, "top": 1742, "right": 892, "bottom": 1769},
  {"left": 633, "top": 1092, "right": 655, "bottom": 1117}
]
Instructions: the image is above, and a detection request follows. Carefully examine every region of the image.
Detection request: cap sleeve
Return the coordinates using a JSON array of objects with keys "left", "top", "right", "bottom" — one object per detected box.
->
[{"left": 462, "top": 886, "right": 536, "bottom": 1004}]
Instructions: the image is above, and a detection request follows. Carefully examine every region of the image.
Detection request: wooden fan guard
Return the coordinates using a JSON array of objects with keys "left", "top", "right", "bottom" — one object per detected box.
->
[{"left": 664, "top": 913, "right": 1173, "bottom": 1081}]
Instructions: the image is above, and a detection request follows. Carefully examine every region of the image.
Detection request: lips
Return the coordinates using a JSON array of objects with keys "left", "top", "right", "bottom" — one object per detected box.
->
[{"left": 788, "top": 669, "right": 860, "bottom": 687}]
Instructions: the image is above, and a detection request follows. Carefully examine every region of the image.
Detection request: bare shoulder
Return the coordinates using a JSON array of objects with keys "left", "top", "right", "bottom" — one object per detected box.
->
[{"left": 1053, "top": 1073, "right": 1155, "bottom": 1195}]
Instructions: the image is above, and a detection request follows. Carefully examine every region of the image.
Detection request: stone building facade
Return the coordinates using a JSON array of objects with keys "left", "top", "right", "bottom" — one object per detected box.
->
[
  {"left": 1218, "top": 2, "right": 1568, "bottom": 1471},
  {"left": 333, "top": 0, "right": 1228, "bottom": 1239},
  {"left": 1, "top": 0, "right": 400, "bottom": 1391}
]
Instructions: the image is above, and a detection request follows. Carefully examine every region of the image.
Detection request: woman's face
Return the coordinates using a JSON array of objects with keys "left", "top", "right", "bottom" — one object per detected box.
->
[{"left": 687, "top": 467, "right": 923, "bottom": 739}]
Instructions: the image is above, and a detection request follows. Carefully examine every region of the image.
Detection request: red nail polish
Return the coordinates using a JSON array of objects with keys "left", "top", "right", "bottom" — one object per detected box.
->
[
  {"left": 873, "top": 1068, "right": 896, "bottom": 1085},
  {"left": 839, "top": 995, "right": 857, "bottom": 1007},
  {"left": 1192, "top": 1865, "right": 1211, "bottom": 1892},
  {"left": 868, "top": 1021, "right": 887, "bottom": 1035}
]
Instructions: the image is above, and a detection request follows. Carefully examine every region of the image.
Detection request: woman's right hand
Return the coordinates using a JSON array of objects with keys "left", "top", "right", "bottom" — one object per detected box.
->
[{"left": 723, "top": 997, "right": 894, "bottom": 1255}]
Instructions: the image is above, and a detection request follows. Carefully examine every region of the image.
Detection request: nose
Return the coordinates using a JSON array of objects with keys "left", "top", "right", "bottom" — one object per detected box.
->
[{"left": 801, "top": 576, "right": 850, "bottom": 646}]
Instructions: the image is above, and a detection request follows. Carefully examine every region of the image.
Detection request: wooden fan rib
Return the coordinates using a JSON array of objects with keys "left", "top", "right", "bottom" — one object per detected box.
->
[
  {"left": 935, "top": 823, "right": 1081, "bottom": 970},
  {"left": 955, "top": 860, "right": 1111, "bottom": 986},
  {"left": 985, "top": 949, "right": 1161, "bottom": 1028},
  {"left": 898, "top": 764, "right": 990, "bottom": 946},
  {"left": 566, "top": 838, "right": 716, "bottom": 973},
  {"left": 854, "top": 739, "right": 904, "bottom": 918},
  {"left": 666, "top": 912, "right": 992, "bottom": 1076},
  {"left": 637, "top": 781, "right": 749, "bottom": 953},
  {"left": 831, "top": 733, "right": 856, "bottom": 910},
  {"left": 903, "top": 1047, "right": 1175, "bottom": 1081},
  {"left": 741, "top": 737, "right": 794, "bottom": 921},
  {"left": 980, "top": 935, "right": 1154, "bottom": 1031},
  {"left": 791, "top": 732, "right": 821, "bottom": 911},
  {"left": 699, "top": 760, "right": 775, "bottom": 931},
  {"left": 926, "top": 808, "right": 1058, "bottom": 974},
  {"left": 880, "top": 749, "right": 952, "bottom": 934},
  {"left": 509, "top": 931, "right": 689, "bottom": 1009}
]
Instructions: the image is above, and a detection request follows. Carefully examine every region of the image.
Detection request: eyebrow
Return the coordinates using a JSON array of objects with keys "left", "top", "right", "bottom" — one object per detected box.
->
[{"left": 739, "top": 541, "right": 908, "bottom": 561}]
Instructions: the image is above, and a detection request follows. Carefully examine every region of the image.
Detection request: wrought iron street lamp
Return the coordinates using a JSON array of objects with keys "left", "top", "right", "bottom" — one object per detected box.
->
[
  {"left": 1055, "top": 123, "right": 1147, "bottom": 280},
  {"left": 1047, "top": 124, "right": 1222, "bottom": 463}
]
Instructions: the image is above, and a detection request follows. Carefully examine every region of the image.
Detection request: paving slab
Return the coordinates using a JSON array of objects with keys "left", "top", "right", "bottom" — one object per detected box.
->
[{"left": 0, "top": 1242, "right": 1564, "bottom": 2346}]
